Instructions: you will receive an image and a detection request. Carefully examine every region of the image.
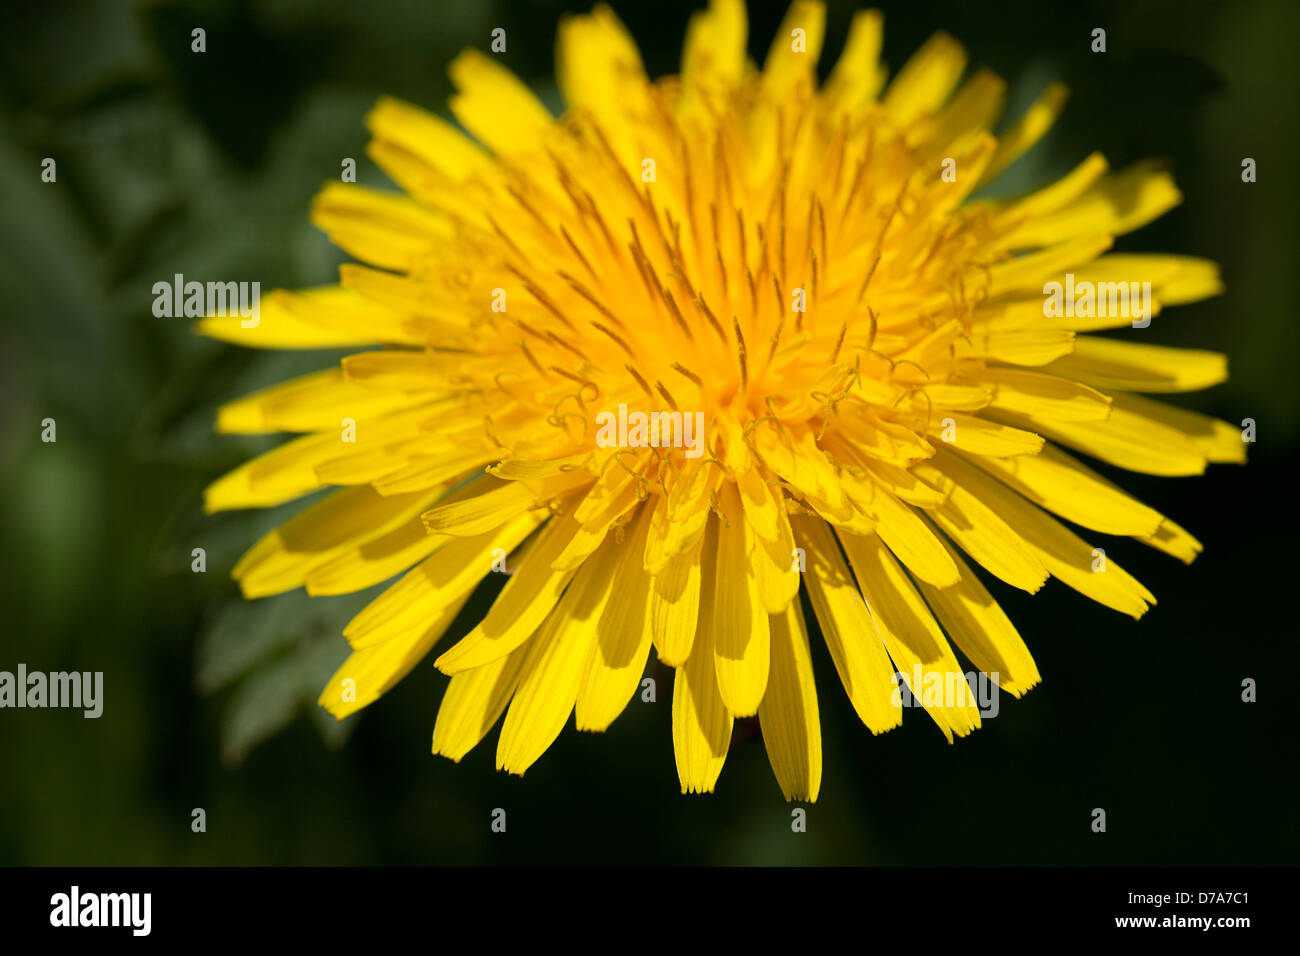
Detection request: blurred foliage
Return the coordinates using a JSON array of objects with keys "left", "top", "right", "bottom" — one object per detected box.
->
[{"left": 0, "top": 0, "right": 1296, "bottom": 864}]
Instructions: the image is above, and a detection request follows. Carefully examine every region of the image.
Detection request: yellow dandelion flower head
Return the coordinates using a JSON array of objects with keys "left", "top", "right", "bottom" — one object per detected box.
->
[{"left": 199, "top": 0, "right": 1241, "bottom": 801}]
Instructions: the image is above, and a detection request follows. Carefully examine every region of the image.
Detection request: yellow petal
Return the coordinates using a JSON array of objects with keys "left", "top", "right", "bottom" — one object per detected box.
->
[
  {"left": 373, "top": 444, "right": 500, "bottom": 496},
  {"left": 320, "top": 591, "right": 471, "bottom": 721},
  {"left": 736, "top": 462, "right": 780, "bottom": 541},
  {"left": 434, "top": 510, "right": 583, "bottom": 673},
  {"left": 857, "top": 458, "right": 951, "bottom": 508},
  {"left": 365, "top": 95, "right": 490, "bottom": 183},
  {"left": 340, "top": 350, "right": 442, "bottom": 392},
  {"left": 823, "top": 9, "right": 886, "bottom": 112},
  {"left": 304, "top": 512, "right": 446, "bottom": 597},
  {"left": 1001, "top": 162, "right": 1182, "bottom": 249},
  {"left": 921, "top": 70, "right": 1006, "bottom": 153},
  {"left": 927, "top": 413, "right": 1044, "bottom": 457},
  {"left": 575, "top": 503, "right": 656, "bottom": 731},
  {"left": 232, "top": 486, "right": 435, "bottom": 598},
  {"left": 1071, "top": 254, "right": 1223, "bottom": 307},
  {"left": 712, "top": 485, "right": 770, "bottom": 717},
  {"left": 557, "top": 4, "right": 651, "bottom": 134},
  {"left": 964, "top": 329, "right": 1077, "bottom": 367},
  {"left": 994, "top": 152, "right": 1108, "bottom": 223},
  {"left": 680, "top": 0, "right": 747, "bottom": 98},
  {"left": 496, "top": 542, "right": 616, "bottom": 774},
  {"left": 759, "top": 598, "right": 822, "bottom": 802},
  {"left": 310, "top": 183, "right": 451, "bottom": 273},
  {"left": 979, "top": 81, "right": 1068, "bottom": 186},
  {"left": 985, "top": 233, "right": 1112, "bottom": 298},
  {"left": 422, "top": 472, "right": 589, "bottom": 537},
  {"left": 837, "top": 530, "right": 981, "bottom": 742},
  {"left": 749, "top": 501, "right": 801, "bottom": 614},
  {"left": 448, "top": 49, "right": 553, "bottom": 156},
  {"left": 791, "top": 514, "right": 901, "bottom": 734},
  {"left": 643, "top": 456, "right": 719, "bottom": 572},
  {"left": 882, "top": 31, "right": 966, "bottom": 124},
  {"left": 930, "top": 451, "right": 1153, "bottom": 618},
  {"left": 337, "top": 264, "right": 475, "bottom": 328},
  {"left": 195, "top": 286, "right": 419, "bottom": 349},
  {"left": 346, "top": 513, "right": 543, "bottom": 650},
  {"left": 914, "top": 529, "right": 1041, "bottom": 696},
  {"left": 1137, "top": 516, "right": 1202, "bottom": 564},
  {"left": 1044, "top": 337, "right": 1227, "bottom": 393},
  {"left": 671, "top": 574, "right": 732, "bottom": 795},
  {"left": 984, "top": 367, "right": 1112, "bottom": 422},
  {"left": 846, "top": 479, "right": 960, "bottom": 588},
  {"left": 913, "top": 455, "right": 1049, "bottom": 593},
  {"left": 969, "top": 444, "right": 1164, "bottom": 537},
  {"left": 762, "top": 1, "right": 825, "bottom": 96},
  {"left": 432, "top": 644, "right": 531, "bottom": 762},
  {"left": 1110, "top": 392, "right": 1246, "bottom": 464},
  {"left": 994, "top": 401, "right": 1207, "bottom": 476},
  {"left": 649, "top": 506, "right": 705, "bottom": 667},
  {"left": 204, "top": 432, "right": 341, "bottom": 512},
  {"left": 554, "top": 468, "right": 642, "bottom": 571},
  {"left": 216, "top": 369, "right": 433, "bottom": 435}
]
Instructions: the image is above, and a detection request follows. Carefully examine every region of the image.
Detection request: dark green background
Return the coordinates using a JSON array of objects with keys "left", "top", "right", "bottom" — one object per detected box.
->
[{"left": 1, "top": 0, "right": 1296, "bottom": 864}]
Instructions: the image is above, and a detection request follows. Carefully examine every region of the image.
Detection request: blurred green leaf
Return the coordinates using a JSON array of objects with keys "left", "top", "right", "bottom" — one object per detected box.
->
[{"left": 197, "top": 585, "right": 377, "bottom": 764}]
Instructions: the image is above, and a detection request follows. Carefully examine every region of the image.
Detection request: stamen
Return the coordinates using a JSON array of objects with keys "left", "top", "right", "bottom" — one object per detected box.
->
[
  {"left": 670, "top": 361, "right": 703, "bottom": 386},
  {"left": 505, "top": 184, "right": 558, "bottom": 240},
  {"left": 560, "top": 225, "right": 598, "bottom": 283},
  {"left": 510, "top": 268, "right": 576, "bottom": 332},
  {"left": 486, "top": 214, "right": 528, "bottom": 262},
  {"left": 661, "top": 289, "right": 693, "bottom": 340},
  {"left": 815, "top": 197, "right": 829, "bottom": 277},
  {"left": 548, "top": 367, "right": 599, "bottom": 400},
  {"left": 591, "top": 321, "right": 636, "bottom": 359},
  {"left": 691, "top": 294, "right": 728, "bottom": 343},
  {"left": 857, "top": 251, "right": 882, "bottom": 302},
  {"left": 767, "top": 316, "right": 785, "bottom": 366},
  {"left": 732, "top": 315, "right": 749, "bottom": 391},
  {"left": 708, "top": 487, "right": 730, "bottom": 527},
  {"left": 735, "top": 207, "right": 748, "bottom": 272},
  {"left": 518, "top": 339, "right": 550, "bottom": 379},
  {"left": 829, "top": 321, "right": 847, "bottom": 364},
  {"left": 624, "top": 363, "right": 655, "bottom": 398},
  {"left": 559, "top": 271, "right": 624, "bottom": 328},
  {"left": 544, "top": 330, "right": 588, "bottom": 363}
]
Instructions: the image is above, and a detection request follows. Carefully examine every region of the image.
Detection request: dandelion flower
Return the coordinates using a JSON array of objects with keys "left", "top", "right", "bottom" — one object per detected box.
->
[{"left": 199, "top": 0, "right": 1242, "bottom": 801}]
